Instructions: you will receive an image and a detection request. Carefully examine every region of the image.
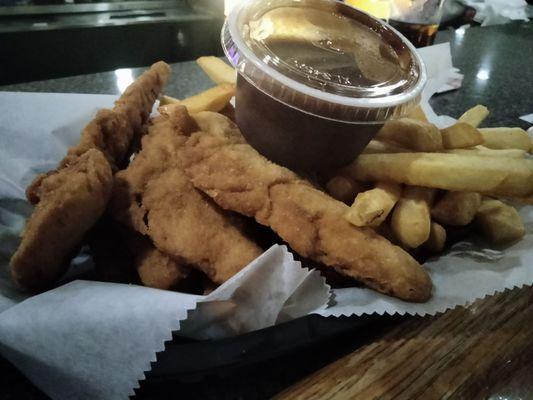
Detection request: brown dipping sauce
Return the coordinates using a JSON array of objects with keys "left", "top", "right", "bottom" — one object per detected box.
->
[
  {"left": 223, "top": 0, "right": 426, "bottom": 173},
  {"left": 235, "top": 74, "right": 381, "bottom": 172}
]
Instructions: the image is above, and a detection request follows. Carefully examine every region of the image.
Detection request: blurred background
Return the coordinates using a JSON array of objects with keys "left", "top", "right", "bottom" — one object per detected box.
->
[
  {"left": 0, "top": 0, "right": 225, "bottom": 85},
  {"left": 0, "top": 0, "right": 531, "bottom": 85}
]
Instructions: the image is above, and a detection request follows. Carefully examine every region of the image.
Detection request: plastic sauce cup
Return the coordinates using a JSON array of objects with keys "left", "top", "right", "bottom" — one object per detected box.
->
[{"left": 222, "top": 0, "right": 426, "bottom": 173}]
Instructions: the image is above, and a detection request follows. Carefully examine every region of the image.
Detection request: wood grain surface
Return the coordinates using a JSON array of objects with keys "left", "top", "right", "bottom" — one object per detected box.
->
[{"left": 276, "top": 286, "right": 533, "bottom": 400}]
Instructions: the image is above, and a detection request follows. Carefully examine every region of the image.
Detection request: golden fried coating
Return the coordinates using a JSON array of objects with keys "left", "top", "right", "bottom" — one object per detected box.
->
[
  {"left": 110, "top": 106, "right": 262, "bottom": 284},
  {"left": 177, "top": 111, "right": 432, "bottom": 302},
  {"left": 26, "top": 62, "right": 171, "bottom": 204},
  {"left": 69, "top": 61, "right": 171, "bottom": 166},
  {"left": 90, "top": 219, "right": 191, "bottom": 290},
  {"left": 12, "top": 63, "right": 171, "bottom": 291},
  {"left": 135, "top": 238, "right": 192, "bottom": 290},
  {"left": 11, "top": 149, "right": 113, "bottom": 291}
]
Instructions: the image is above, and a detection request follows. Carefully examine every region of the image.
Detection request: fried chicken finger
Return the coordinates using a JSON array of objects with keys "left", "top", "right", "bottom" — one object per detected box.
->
[
  {"left": 177, "top": 111, "right": 432, "bottom": 302},
  {"left": 109, "top": 106, "right": 262, "bottom": 284}
]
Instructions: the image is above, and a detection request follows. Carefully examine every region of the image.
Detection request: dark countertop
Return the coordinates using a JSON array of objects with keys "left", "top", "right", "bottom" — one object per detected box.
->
[
  {"left": 2, "top": 21, "right": 532, "bottom": 130},
  {"left": 0, "top": 59, "right": 214, "bottom": 99},
  {"left": 431, "top": 21, "right": 532, "bottom": 129},
  {"left": 1, "top": 20, "right": 532, "bottom": 400}
]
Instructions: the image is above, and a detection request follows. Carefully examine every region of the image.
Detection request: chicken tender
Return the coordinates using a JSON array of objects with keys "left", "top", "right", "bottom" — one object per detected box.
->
[
  {"left": 69, "top": 61, "right": 171, "bottom": 166},
  {"left": 90, "top": 219, "right": 192, "bottom": 290},
  {"left": 135, "top": 238, "right": 192, "bottom": 291},
  {"left": 110, "top": 106, "right": 262, "bottom": 284},
  {"left": 27, "top": 62, "right": 171, "bottom": 204},
  {"left": 11, "top": 149, "right": 113, "bottom": 291},
  {"left": 177, "top": 111, "right": 432, "bottom": 302},
  {"left": 12, "top": 63, "right": 171, "bottom": 291}
]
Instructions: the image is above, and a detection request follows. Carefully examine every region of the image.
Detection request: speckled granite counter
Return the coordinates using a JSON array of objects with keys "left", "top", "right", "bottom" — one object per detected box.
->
[
  {"left": 2, "top": 21, "right": 532, "bottom": 129},
  {"left": 0, "top": 59, "right": 212, "bottom": 100}
]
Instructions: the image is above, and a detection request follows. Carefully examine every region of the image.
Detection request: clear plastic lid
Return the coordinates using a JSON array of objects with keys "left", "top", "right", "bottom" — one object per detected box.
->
[{"left": 222, "top": 0, "right": 427, "bottom": 123}]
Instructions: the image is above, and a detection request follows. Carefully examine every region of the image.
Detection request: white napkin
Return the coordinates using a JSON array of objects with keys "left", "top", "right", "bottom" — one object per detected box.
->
[
  {"left": 417, "top": 42, "right": 459, "bottom": 128},
  {"left": 460, "top": 0, "right": 529, "bottom": 26}
]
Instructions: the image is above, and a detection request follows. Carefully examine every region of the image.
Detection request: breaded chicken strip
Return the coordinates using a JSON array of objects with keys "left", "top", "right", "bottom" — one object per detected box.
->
[
  {"left": 27, "top": 62, "right": 171, "bottom": 204},
  {"left": 68, "top": 61, "right": 171, "bottom": 166},
  {"left": 110, "top": 106, "right": 262, "bottom": 284},
  {"left": 11, "top": 149, "right": 112, "bottom": 291},
  {"left": 177, "top": 111, "right": 432, "bottom": 302},
  {"left": 12, "top": 63, "right": 170, "bottom": 291},
  {"left": 134, "top": 236, "right": 192, "bottom": 290},
  {"left": 90, "top": 219, "right": 192, "bottom": 290}
]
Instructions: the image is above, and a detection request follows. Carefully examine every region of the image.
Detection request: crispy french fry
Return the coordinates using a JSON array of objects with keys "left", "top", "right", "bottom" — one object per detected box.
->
[
  {"left": 196, "top": 56, "right": 237, "bottom": 85},
  {"left": 441, "top": 122, "right": 484, "bottom": 149},
  {"left": 362, "top": 140, "right": 409, "bottom": 154},
  {"left": 475, "top": 198, "right": 525, "bottom": 244},
  {"left": 344, "top": 182, "right": 402, "bottom": 227},
  {"left": 423, "top": 222, "right": 447, "bottom": 252},
  {"left": 341, "top": 153, "right": 533, "bottom": 198},
  {"left": 445, "top": 145, "right": 526, "bottom": 158},
  {"left": 458, "top": 105, "right": 489, "bottom": 127},
  {"left": 160, "top": 84, "right": 236, "bottom": 113},
  {"left": 406, "top": 105, "right": 429, "bottom": 122},
  {"left": 431, "top": 191, "right": 482, "bottom": 226},
  {"left": 478, "top": 127, "right": 531, "bottom": 151},
  {"left": 391, "top": 186, "right": 435, "bottom": 248},
  {"left": 376, "top": 118, "right": 443, "bottom": 151},
  {"left": 325, "top": 176, "right": 364, "bottom": 204}
]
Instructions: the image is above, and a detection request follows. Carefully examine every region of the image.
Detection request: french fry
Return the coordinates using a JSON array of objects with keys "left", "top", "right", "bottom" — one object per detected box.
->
[
  {"left": 423, "top": 222, "right": 447, "bottom": 253},
  {"left": 445, "top": 145, "right": 526, "bottom": 158},
  {"left": 160, "top": 83, "right": 236, "bottom": 113},
  {"left": 362, "top": 140, "right": 409, "bottom": 154},
  {"left": 375, "top": 118, "right": 443, "bottom": 151},
  {"left": 325, "top": 176, "right": 363, "bottom": 204},
  {"left": 344, "top": 182, "right": 402, "bottom": 227},
  {"left": 478, "top": 127, "right": 531, "bottom": 151},
  {"left": 440, "top": 122, "right": 484, "bottom": 149},
  {"left": 431, "top": 191, "right": 482, "bottom": 226},
  {"left": 341, "top": 153, "right": 533, "bottom": 197},
  {"left": 391, "top": 186, "right": 435, "bottom": 248},
  {"left": 406, "top": 105, "right": 429, "bottom": 122},
  {"left": 458, "top": 105, "right": 489, "bottom": 127},
  {"left": 475, "top": 198, "right": 525, "bottom": 244},
  {"left": 196, "top": 56, "right": 237, "bottom": 85}
]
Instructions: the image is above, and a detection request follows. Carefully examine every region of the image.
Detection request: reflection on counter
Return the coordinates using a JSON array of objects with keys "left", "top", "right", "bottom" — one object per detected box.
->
[
  {"left": 114, "top": 68, "right": 134, "bottom": 93},
  {"left": 476, "top": 68, "right": 489, "bottom": 81}
]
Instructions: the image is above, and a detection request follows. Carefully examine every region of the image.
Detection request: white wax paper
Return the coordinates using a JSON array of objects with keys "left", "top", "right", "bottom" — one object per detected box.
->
[
  {"left": 460, "top": 0, "right": 529, "bottom": 26},
  {"left": 0, "top": 42, "right": 532, "bottom": 399},
  {"left": 417, "top": 43, "right": 458, "bottom": 128},
  {"left": 0, "top": 281, "right": 199, "bottom": 399},
  {"left": 520, "top": 113, "right": 533, "bottom": 124}
]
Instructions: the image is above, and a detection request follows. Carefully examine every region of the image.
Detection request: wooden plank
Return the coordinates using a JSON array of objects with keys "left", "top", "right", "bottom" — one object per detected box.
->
[{"left": 275, "top": 286, "right": 533, "bottom": 400}]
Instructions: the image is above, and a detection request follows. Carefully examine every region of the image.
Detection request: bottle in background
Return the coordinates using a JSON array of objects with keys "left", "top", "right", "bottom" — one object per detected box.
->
[{"left": 387, "top": 0, "right": 445, "bottom": 47}]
